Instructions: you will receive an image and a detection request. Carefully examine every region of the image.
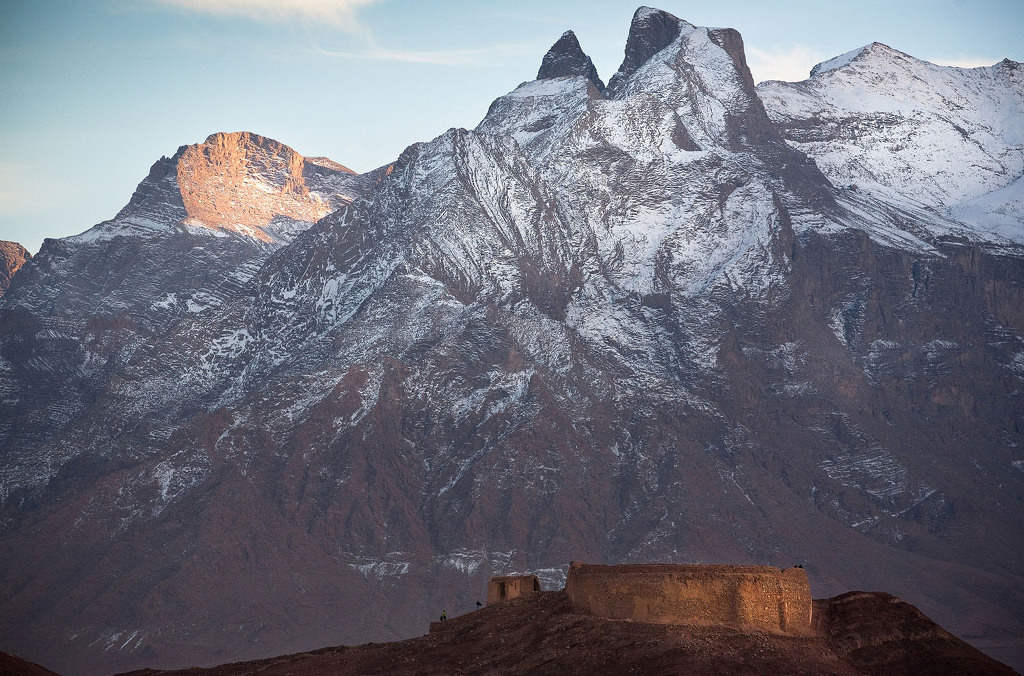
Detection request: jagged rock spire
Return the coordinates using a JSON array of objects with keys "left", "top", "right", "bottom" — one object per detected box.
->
[
  {"left": 607, "top": 6, "right": 685, "bottom": 96},
  {"left": 537, "top": 30, "right": 606, "bottom": 94}
]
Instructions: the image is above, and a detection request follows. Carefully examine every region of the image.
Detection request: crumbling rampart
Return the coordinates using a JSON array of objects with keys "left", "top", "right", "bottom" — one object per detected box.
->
[{"left": 565, "top": 562, "right": 813, "bottom": 635}]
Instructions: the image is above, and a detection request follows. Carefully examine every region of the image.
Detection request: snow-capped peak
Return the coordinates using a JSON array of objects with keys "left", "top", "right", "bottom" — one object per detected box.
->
[
  {"left": 808, "top": 42, "right": 928, "bottom": 79},
  {"left": 809, "top": 44, "right": 872, "bottom": 77},
  {"left": 759, "top": 41, "right": 1024, "bottom": 246}
]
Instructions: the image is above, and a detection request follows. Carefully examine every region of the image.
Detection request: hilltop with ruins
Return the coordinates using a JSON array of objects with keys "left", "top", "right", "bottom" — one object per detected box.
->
[{"left": 109, "top": 563, "right": 1014, "bottom": 675}]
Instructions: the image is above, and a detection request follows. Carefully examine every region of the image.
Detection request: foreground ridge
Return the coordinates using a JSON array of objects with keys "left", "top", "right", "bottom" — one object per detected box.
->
[{"left": 121, "top": 565, "right": 1014, "bottom": 675}]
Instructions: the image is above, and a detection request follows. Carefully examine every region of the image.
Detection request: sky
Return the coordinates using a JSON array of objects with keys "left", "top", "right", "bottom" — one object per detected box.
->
[{"left": 2, "top": 0, "right": 1022, "bottom": 253}]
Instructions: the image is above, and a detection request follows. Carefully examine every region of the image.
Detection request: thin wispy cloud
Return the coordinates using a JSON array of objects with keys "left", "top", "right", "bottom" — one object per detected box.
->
[
  {"left": 147, "top": 0, "right": 513, "bottom": 66},
  {"left": 746, "top": 44, "right": 824, "bottom": 83},
  {"left": 147, "top": 0, "right": 382, "bottom": 31},
  {"left": 311, "top": 40, "right": 530, "bottom": 66}
]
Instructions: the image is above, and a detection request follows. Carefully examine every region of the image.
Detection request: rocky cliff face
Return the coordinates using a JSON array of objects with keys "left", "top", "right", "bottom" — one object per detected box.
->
[
  {"left": 537, "top": 30, "right": 606, "bottom": 93},
  {"left": 0, "top": 241, "right": 30, "bottom": 299},
  {"left": 0, "top": 133, "right": 378, "bottom": 513},
  {"left": 105, "top": 130, "right": 366, "bottom": 245},
  {"left": 0, "top": 7, "right": 1022, "bottom": 675}
]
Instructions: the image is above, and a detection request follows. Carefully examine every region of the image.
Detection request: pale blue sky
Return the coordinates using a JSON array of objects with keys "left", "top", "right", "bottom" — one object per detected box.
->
[{"left": 2, "top": 0, "right": 1021, "bottom": 253}]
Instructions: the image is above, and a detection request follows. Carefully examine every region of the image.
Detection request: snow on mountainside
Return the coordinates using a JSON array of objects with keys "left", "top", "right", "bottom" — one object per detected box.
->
[
  {"left": 758, "top": 44, "right": 1024, "bottom": 245},
  {"left": 0, "top": 133, "right": 382, "bottom": 514},
  {"left": 2, "top": 132, "right": 381, "bottom": 327},
  {"left": 477, "top": 11, "right": 824, "bottom": 306},
  {"left": 1, "top": 7, "right": 1023, "bottom": 675}
]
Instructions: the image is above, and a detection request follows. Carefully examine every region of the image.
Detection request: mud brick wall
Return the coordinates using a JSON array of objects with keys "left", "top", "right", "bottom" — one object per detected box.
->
[
  {"left": 487, "top": 575, "right": 542, "bottom": 605},
  {"left": 565, "top": 562, "right": 813, "bottom": 634}
]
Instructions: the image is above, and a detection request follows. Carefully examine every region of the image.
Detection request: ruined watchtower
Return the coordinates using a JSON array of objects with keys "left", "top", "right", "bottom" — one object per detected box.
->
[{"left": 487, "top": 575, "right": 541, "bottom": 605}]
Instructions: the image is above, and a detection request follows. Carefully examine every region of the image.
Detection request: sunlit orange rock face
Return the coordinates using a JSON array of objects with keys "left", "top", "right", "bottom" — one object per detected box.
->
[
  {"left": 176, "top": 131, "right": 356, "bottom": 241},
  {"left": 0, "top": 241, "right": 31, "bottom": 298}
]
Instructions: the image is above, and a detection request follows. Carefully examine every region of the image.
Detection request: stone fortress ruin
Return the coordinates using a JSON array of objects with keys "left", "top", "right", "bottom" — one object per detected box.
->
[
  {"left": 565, "top": 562, "right": 813, "bottom": 635},
  {"left": 484, "top": 562, "right": 813, "bottom": 636},
  {"left": 487, "top": 574, "right": 542, "bottom": 604}
]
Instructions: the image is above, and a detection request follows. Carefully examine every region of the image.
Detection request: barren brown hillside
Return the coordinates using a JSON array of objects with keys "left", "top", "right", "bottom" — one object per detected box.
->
[{"left": 118, "top": 589, "right": 1014, "bottom": 676}]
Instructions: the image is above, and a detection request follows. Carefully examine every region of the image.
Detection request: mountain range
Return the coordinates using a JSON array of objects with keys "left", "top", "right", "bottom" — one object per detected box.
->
[{"left": 0, "top": 7, "right": 1021, "bottom": 674}]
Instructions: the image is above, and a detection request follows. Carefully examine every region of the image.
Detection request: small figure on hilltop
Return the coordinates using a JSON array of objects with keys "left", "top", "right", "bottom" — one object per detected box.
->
[
  {"left": 476, "top": 601, "right": 482, "bottom": 609},
  {"left": 440, "top": 610, "right": 447, "bottom": 621}
]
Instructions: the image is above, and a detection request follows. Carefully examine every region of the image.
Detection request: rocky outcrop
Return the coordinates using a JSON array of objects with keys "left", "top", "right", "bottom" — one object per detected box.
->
[
  {"left": 117, "top": 131, "right": 363, "bottom": 244},
  {"left": 0, "top": 241, "right": 30, "bottom": 298},
  {"left": 176, "top": 132, "right": 349, "bottom": 240},
  {"left": 607, "top": 6, "right": 684, "bottom": 95},
  {"left": 537, "top": 30, "right": 606, "bottom": 93}
]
